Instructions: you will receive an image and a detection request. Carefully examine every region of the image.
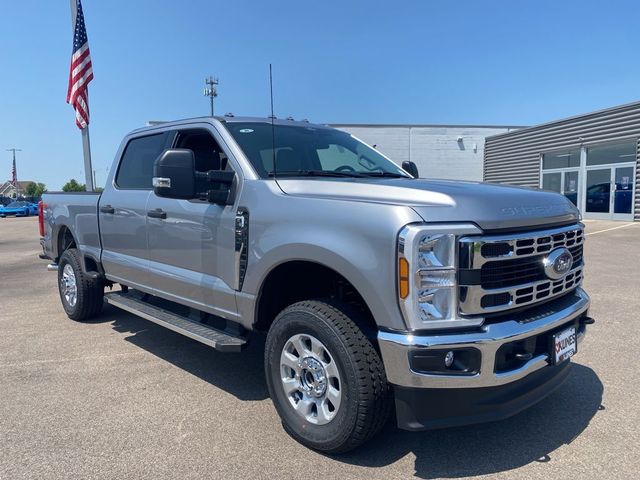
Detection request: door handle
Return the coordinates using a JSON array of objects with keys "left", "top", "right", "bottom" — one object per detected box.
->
[
  {"left": 147, "top": 209, "right": 167, "bottom": 219},
  {"left": 100, "top": 205, "right": 115, "bottom": 214}
]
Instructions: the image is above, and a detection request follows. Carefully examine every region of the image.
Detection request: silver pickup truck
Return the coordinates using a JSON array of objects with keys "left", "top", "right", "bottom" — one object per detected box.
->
[{"left": 39, "top": 116, "right": 593, "bottom": 453}]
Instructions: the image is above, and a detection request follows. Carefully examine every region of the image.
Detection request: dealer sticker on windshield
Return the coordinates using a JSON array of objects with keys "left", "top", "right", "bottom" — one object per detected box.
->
[{"left": 552, "top": 326, "right": 577, "bottom": 364}]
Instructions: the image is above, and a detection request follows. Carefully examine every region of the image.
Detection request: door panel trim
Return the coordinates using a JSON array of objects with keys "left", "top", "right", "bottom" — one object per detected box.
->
[{"left": 146, "top": 256, "right": 240, "bottom": 320}]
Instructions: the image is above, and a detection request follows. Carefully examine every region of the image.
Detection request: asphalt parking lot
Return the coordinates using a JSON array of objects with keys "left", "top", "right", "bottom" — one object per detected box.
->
[{"left": 1, "top": 216, "right": 639, "bottom": 479}]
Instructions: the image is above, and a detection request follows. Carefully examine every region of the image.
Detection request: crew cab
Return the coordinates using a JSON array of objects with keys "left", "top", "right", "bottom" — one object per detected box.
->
[{"left": 39, "top": 116, "right": 593, "bottom": 453}]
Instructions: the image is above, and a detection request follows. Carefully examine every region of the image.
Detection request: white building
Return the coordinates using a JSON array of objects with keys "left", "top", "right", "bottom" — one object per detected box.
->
[
  {"left": 0, "top": 180, "right": 33, "bottom": 199},
  {"left": 331, "top": 124, "right": 524, "bottom": 181}
]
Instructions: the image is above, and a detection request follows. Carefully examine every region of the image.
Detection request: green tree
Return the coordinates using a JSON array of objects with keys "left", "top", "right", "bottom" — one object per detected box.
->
[
  {"left": 62, "top": 179, "right": 86, "bottom": 192},
  {"left": 25, "top": 182, "right": 47, "bottom": 197}
]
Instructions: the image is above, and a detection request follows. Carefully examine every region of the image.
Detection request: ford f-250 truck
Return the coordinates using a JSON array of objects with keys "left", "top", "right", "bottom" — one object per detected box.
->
[{"left": 39, "top": 116, "right": 594, "bottom": 453}]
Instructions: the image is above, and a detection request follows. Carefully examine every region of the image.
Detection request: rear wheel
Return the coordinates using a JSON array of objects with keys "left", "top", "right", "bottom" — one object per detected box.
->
[
  {"left": 264, "top": 300, "right": 391, "bottom": 453},
  {"left": 57, "top": 248, "right": 104, "bottom": 321}
]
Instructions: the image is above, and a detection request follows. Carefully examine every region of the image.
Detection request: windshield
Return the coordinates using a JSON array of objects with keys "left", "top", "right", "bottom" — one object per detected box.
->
[
  {"left": 7, "top": 201, "right": 27, "bottom": 208},
  {"left": 225, "top": 122, "right": 410, "bottom": 179}
]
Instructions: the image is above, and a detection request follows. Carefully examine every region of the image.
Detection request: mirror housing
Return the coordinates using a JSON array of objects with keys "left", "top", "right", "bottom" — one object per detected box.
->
[
  {"left": 402, "top": 161, "right": 419, "bottom": 178},
  {"left": 153, "top": 149, "right": 196, "bottom": 199}
]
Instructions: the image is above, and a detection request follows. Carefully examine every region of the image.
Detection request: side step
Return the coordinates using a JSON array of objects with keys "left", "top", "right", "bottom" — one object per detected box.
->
[{"left": 105, "top": 291, "right": 246, "bottom": 352}]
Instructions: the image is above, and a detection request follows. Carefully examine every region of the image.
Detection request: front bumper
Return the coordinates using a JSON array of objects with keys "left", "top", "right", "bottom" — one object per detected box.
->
[
  {"left": 378, "top": 288, "right": 591, "bottom": 429},
  {"left": 394, "top": 359, "right": 572, "bottom": 430}
]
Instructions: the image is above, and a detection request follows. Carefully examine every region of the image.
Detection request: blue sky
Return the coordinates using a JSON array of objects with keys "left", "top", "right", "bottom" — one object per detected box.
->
[{"left": 1, "top": 0, "right": 639, "bottom": 189}]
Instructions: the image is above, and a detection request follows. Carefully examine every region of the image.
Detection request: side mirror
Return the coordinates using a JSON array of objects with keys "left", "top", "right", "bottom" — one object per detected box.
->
[
  {"left": 402, "top": 161, "right": 419, "bottom": 178},
  {"left": 153, "top": 149, "right": 196, "bottom": 199},
  {"left": 201, "top": 170, "right": 236, "bottom": 206}
]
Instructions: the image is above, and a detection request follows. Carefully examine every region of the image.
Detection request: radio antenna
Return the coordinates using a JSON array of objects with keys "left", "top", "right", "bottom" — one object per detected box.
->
[{"left": 269, "top": 64, "right": 277, "bottom": 179}]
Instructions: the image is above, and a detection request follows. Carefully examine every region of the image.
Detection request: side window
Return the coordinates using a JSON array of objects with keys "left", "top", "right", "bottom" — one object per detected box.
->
[
  {"left": 116, "top": 132, "right": 171, "bottom": 189},
  {"left": 175, "top": 130, "right": 231, "bottom": 173},
  {"left": 174, "top": 129, "right": 234, "bottom": 197}
]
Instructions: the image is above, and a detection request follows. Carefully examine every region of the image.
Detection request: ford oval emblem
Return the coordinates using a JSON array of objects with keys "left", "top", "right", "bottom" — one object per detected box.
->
[{"left": 543, "top": 248, "right": 573, "bottom": 280}]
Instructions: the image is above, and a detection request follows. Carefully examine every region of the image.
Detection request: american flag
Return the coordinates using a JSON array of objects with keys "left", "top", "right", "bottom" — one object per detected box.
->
[{"left": 66, "top": 0, "right": 94, "bottom": 129}]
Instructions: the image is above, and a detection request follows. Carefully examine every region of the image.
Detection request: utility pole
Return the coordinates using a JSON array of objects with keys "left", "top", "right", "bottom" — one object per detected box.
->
[
  {"left": 6, "top": 148, "right": 22, "bottom": 198},
  {"left": 204, "top": 76, "right": 219, "bottom": 116}
]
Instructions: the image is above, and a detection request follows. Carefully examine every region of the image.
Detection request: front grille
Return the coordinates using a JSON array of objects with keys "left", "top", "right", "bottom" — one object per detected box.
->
[
  {"left": 459, "top": 224, "right": 585, "bottom": 315},
  {"left": 480, "top": 243, "right": 583, "bottom": 290},
  {"left": 481, "top": 256, "right": 545, "bottom": 289}
]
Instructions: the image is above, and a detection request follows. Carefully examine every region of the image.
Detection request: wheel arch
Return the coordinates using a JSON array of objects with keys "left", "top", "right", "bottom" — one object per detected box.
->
[
  {"left": 53, "top": 224, "right": 103, "bottom": 276},
  {"left": 253, "top": 258, "right": 378, "bottom": 335},
  {"left": 54, "top": 224, "right": 77, "bottom": 260}
]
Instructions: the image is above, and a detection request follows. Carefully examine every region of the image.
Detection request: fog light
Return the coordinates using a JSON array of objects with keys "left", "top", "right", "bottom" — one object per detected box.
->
[{"left": 444, "top": 351, "right": 455, "bottom": 368}]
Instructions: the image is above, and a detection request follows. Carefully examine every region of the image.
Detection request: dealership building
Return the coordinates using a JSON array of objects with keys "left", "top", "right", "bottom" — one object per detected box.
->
[
  {"left": 332, "top": 124, "right": 523, "bottom": 182},
  {"left": 333, "top": 101, "right": 640, "bottom": 222},
  {"left": 484, "top": 101, "right": 640, "bottom": 222}
]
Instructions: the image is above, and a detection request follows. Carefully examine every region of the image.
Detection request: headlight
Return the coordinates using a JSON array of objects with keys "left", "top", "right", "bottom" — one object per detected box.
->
[{"left": 397, "top": 223, "right": 483, "bottom": 330}]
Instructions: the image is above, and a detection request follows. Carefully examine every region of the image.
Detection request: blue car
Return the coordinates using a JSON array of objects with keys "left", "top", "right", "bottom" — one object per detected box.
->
[{"left": 0, "top": 201, "right": 38, "bottom": 218}]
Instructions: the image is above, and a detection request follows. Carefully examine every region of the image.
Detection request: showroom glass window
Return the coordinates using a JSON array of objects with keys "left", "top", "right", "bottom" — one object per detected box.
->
[
  {"left": 585, "top": 140, "right": 636, "bottom": 216},
  {"left": 586, "top": 141, "right": 636, "bottom": 165},
  {"left": 541, "top": 149, "right": 581, "bottom": 206}
]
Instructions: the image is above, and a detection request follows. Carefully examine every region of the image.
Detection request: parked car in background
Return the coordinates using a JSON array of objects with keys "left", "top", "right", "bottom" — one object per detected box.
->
[{"left": 0, "top": 201, "right": 38, "bottom": 217}]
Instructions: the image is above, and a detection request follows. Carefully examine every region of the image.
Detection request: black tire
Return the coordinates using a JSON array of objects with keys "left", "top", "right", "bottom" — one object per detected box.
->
[
  {"left": 264, "top": 300, "right": 391, "bottom": 453},
  {"left": 57, "top": 248, "right": 104, "bottom": 321}
]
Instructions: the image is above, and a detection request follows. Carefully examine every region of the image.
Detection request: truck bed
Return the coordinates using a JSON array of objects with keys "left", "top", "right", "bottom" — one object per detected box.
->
[{"left": 41, "top": 191, "right": 101, "bottom": 262}]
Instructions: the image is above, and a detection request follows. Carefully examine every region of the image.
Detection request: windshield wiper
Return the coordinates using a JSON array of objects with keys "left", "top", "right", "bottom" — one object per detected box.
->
[
  {"left": 268, "top": 170, "right": 365, "bottom": 178},
  {"left": 358, "top": 171, "right": 411, "bottom": 178}
]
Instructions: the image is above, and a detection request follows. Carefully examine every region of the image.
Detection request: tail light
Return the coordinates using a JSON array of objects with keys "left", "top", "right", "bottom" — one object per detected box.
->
[{"left": 38, "top": 201, "right": 45, "bottom": 237}]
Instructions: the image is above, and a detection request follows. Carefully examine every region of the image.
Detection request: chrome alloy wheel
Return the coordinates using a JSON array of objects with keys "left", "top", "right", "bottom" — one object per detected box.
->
[
  {"left": 280, "top": 333, "right": 342, "bottom": 425},
  {"left": 60, "top": 264, "right": 78, "bottom": 308}
]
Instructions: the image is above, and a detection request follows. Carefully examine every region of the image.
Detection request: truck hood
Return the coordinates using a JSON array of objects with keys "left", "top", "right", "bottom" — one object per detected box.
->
[{"left": 276, "top": 178, "right": 579, "bottom": 231}]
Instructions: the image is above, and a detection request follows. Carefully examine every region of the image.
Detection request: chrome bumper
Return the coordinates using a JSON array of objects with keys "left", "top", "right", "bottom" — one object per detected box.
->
[{"left": 378, "top": 288, "right": 590, "bottom": 389}]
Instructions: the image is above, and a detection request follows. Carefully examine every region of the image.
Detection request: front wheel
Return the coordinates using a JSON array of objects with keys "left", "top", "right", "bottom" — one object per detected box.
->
[{"left": 264, "top": 300, "right": 391, "bottom": 453}]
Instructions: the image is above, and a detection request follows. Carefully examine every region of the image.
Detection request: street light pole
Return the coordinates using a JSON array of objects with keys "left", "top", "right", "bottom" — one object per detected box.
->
[{"left": 204, "top": 76, "right": 219, "bottom": 116}]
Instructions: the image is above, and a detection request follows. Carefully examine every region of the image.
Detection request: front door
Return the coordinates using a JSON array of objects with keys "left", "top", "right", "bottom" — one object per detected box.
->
[
  {"left": 585, "top": 164, "right": 636, "bottom": 220},
  {"left": 145, "top": 126, "right": 239, "bottom": 319}
]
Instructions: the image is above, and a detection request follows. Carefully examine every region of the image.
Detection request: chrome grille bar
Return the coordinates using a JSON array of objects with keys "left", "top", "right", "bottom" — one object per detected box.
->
[
  {"left": 459, "top": 223, "right": 584, "bottom": 270},
  {"left": 460, "top": 265, "right": 583, "bottom": 315}
]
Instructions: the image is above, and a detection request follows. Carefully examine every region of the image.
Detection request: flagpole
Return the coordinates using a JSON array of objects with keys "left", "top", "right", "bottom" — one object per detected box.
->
[
  {"left": 69, "top": 0, "right": 94, "bottom": 192},
  {"left": 82, "top": 127, "right": 94, "bottom": 191}
]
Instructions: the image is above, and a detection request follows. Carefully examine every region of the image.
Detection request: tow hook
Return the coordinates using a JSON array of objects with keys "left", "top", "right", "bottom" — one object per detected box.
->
[
  {"left": 581, "top": 316, "right": 595, "bottom": 325},
  {"left": 513, "top": 352, "right": 533, "bottom": 361}
]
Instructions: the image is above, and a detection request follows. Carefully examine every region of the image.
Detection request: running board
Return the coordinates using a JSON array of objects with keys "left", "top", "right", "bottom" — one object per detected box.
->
[{"left": 104, "top": 291, "right": 246, "bottom": 352}]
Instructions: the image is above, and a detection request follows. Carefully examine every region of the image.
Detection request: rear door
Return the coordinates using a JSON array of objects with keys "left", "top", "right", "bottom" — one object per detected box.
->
[
  {"left": 144, "top": 125, "right": 240, "bottom": 318},
  {"left": 99, "top": 131, "right": 173, "bottom": 290}
]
